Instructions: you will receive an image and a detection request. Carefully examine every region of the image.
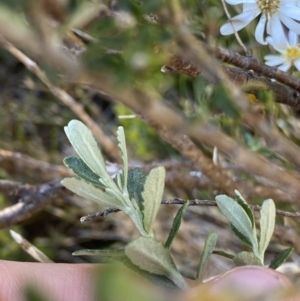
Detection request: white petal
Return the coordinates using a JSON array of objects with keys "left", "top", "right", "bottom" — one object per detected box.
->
[
  {"left": 220, "top": 10, "right": 260, "bottom": 35},
  {"left": 279, "top": 13, "right": 300, "bottom": 34},
  {"left": 264, "top": 55, "right": 286, "bottom": 66},
  {"left": 220, "top": 10, "right": 260, "bottom": 36},
  {"left": 278, "top": 62, "right": 292, "bottom": 72},
  {"left": 294, "top": 59, "right": 300, "bottom": 70},
  {"left": 288, "top": 30, "right": 299, "bottom": 45},
  {"left": 255, "top": 14, "right": 267, "bottom": 44},
  {"left": 268, "top": 15, "right": 289, "bottom": 50},
  {"left": 279, "top": 6, "right": 300, "bottom": 21}
]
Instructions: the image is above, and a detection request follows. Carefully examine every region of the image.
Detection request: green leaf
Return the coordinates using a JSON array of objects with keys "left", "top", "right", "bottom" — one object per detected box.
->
[
  {"left": 116, "top": 126, "right": 129, "bottom": 193},
  {"left": 216, "top": 195, "right": 259, "bottom": 255},
  {"left": 125, "top": 236, "right": 189, "bottom": 291},
  {"left": 73, "top": 248, "right": 125, "bottom": 257},
  {"left": 196, "top": 231, "right": 218, "bottom": 283},
  {"left": 61, "top": 177, "right": 126, "bottom": 210},
  {"left": 63, "top": 157, "right": 105, "bottom": 188},
  {"left": 127, "top": 168, "right": 146, "bottom": 211},
  {"left": 64, "top": 120, "right": 117, "bottom": 190},
  {"left": 230, "top": 223, "right": 253, "bottom": 247},
  {"left": 269, "top": 247, "right": 294, "bottom": 270},
  {"left": 165, "top": 201, "right": 189, "bottom": 249},
  {"left": 259, "top": 199, "right": 276, "bottom": 260},
  {"left": 233, "top": 251, "right": 262, "bottom": 267},
  {"left": 234, "top": 190, "right": 255, "bottom": 229},
  {"left": 141, "top": 167, "right": 166, "bottom": 235}
]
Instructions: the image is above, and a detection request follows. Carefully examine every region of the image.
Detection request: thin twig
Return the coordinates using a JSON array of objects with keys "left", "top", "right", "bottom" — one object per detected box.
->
[
  {"left": 220, "top": 0, "right": 248, "bottom": 54},
  {"left": 80, "top": 197, "right": 300, "bottom": 223}
]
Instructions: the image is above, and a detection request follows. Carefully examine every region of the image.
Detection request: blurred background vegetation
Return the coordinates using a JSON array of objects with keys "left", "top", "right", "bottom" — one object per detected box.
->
[{"left": 1, "top": 0, "right": 300, "bottom": 281}]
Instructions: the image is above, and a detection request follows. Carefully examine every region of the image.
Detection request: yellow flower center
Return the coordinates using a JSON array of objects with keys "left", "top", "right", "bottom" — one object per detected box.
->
[
  {"left": 257, "top": 0, "right": 280, "bottom": 16},
  {"left": 286, "top": 46, "right": 300, "bottom": 62}
]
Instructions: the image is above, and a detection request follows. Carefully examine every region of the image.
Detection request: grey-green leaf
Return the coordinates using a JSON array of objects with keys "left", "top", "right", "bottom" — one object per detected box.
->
[
  {"left": 234, "top": 190, "right": 255, "bottom": 228},
  {"left": 259, "top": 199, "right": 276, "bottom": 259},
  {"left": 142, "top": 167, "right": 166, "bottom": 235},
  {"left": 64, "top": 157, "right": 105, "bottom": 188},
  {"left": 196, "top": 231, "right": 218, "bottom": 283},
  {"left": 64, "top": 120, "right": 116, "bottom": 189},
  {"left": 127, "top": 168, "right": 146, "bottom": 211},
  {"left": 61, "top": 177, "right": 126, "bottom": 210},
  {"left": 216, "top": 195, "right": 258, "bottom": 254},
  {"left": 116, "top": 126, "right": 128, "bottom": 193},
  {"left": 125, "top": 236, "right": 189, "bottom": 291},
  {"left": 230, "top": 223, "right": 253, "bottom": 247},
  {"left": 233, "top": 251, "right": 262, "bottom": 267},
  {"left": 269, "top": 247, "right": 294, "bottom": 270},
  {"left": 165, "top": 201, "right": 189, "bottom": 249}
]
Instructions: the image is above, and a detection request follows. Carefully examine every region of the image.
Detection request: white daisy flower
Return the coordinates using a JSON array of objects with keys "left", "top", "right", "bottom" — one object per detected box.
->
[
  {"left": 264, "top": 30, "right": 300, "bottom": 71},
  {"left": 220, "top": 0, "right": 300, "bottom": 45}
]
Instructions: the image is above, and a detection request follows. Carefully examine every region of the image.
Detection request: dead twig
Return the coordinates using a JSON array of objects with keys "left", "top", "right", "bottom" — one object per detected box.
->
[
  {"left": 0, "top": 180, "right": 71, "bottom": 229},
  {"left": 80, "top": 197, "right": 300, "bottom": 223}
]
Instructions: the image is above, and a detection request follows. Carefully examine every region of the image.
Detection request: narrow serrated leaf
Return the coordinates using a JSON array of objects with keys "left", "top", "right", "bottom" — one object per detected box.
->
[
  {"left": 233, "top": 251, "right": 262, "bottom": 267},
  {"left": 64, "top": 157, "right": 105, "bottom": 188},
  {"left": 127, "top": 168, "right": 146, "bottom": 211},
  {"left": 117, "top": 126, "right": 128, "bottom": 193},
  {"left": 125, "top": 236, "right": 189, "bottom": 291},
  {"left": 216, "top": 195, "right": 258, "bottom": 254},
  {"left": 259, "top": 199, "right": 276, "bottom": 259},
  {"left": 142, "top": 167, "right": 166, "bottom": 235},
  {"left": 61, "top": 177, "right": 126, "bottom": 210},
  {"left": 165, "top": 201, "right": 189, "bottom": 249},
  {"left": 64, "top": 120, "right": 117, "bottom": 190},
  {"left": 234, "top": 190, "right": 255, "bottom": 228},
  {"left": 73, "top": 248, "right": 125, "bottom": 257},
  {"left": 196, "top": 231, "right": 218, "bottom": 283},
  {"left": 269, "top": 247, "right": 294, "bottom": 270}
]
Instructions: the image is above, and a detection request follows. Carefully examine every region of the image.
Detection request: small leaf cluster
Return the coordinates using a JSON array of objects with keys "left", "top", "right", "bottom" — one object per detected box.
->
[
  {"left": 216, "top": 191, "right": 293, "bottom": 268},
  {"left": 62, "top": 120, "right": 189, "bottom": 290}
]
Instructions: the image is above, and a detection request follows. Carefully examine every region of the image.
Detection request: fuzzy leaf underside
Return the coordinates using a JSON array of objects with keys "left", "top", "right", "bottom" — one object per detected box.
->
[
  {"left": 125, "top": 236, "right": 189, "bottom": 291},
  {"left": 116, "top": 126, "right": 128, "bottom": 192},
  {"left": 141, "top": 167, "right": 166, "bottom": 234},
  {"left": 259, "top": 199, "right": 276, "bottom": 257},
  {"left": 61, "top": 177, "right": 126, "bottom": 210},
  {"left": 216, "top": 195, "right": 258, "bottom": 252},
  {"left": 64, "top": 120, "right": 117, "bottom": 190},
  {"left": 196, "top": 231, "right": 218, "bottom": 283},
  {"left": 233, "top": 251, "right": 262, "bottom": 267}
]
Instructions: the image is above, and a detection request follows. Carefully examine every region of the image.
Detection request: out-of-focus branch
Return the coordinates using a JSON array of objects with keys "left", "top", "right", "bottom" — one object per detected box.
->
[
  {"left": 0, "top": 180, "right": 71, "bottom": 229},
  {"left": 165, "top": 55, "right": 300, "bottom": 110},
  {"left": 0, "top": 36, "right": 120, "bottom": 162},
  {"left": 145, "top": 120, "right": 237, "bottom": 195},
  {"left": 0, "top": 149, "right": 72, "bottom": 181},
  {"left": 214, "top": 46, "right": 300, "bottom": 93}
]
